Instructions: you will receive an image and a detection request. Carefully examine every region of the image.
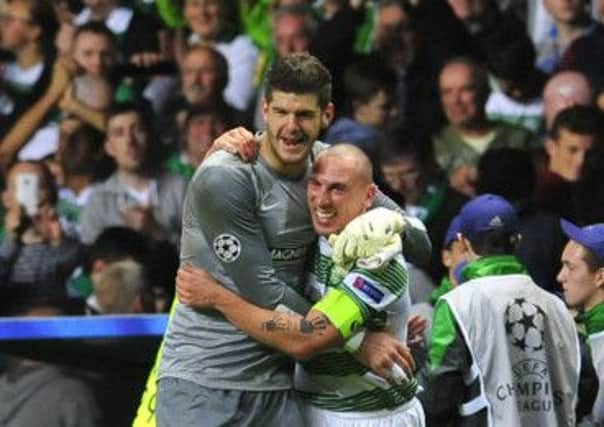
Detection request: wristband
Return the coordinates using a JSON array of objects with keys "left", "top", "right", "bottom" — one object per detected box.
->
[{"left": 344, "top": 328, "right": 367, "bottom": 353}]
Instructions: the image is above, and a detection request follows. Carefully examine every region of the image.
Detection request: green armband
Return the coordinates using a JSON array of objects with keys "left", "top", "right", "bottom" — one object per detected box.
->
[{"left": 312, "top": 288, "right": 364, "bottom": 340}]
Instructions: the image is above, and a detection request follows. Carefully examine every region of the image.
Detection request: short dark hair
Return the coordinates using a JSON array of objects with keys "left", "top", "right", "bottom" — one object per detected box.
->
[
  {"left": 265, "top": 53, "right": 332, "bottom": 109},
  {"left": 184, "top": 104, "right": 234, "bottom": 130},
  {"left": 18, "top": 0, "right": 58, "bottom": 58},
  {"left": 106, "top": 102, "right": 151, "bottom": 130},
  {"left": 343, "top": 55, "right": 397, "bottom": 107},
  {"left": 86, "top": 227, "right": 148, "bottom": 273},
  {"left": 468, "top": 229, "right": 521, "bottom": 256},
  {"left": 549, "top": 105, "right": 604, "bottom": 142},
  {"left": 105, "top": 102, "right": 162, "bottom": 167},
  {"left": 62, "top": 125, "right": 113, "bottom": 179},
  {"left": 74, "top": 21, "right": 115, "bottom": 46}
]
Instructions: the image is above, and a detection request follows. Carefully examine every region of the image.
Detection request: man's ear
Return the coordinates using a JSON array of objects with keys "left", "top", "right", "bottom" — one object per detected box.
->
[
  {"left": 262, "top": 99, "right": 269, "bottom": 123},
  {"left": 104, "top": 139, "right": 114, "bottom": 157},
  {"left": 442, "top": 249, "right": 452, "bottom": 268},
  {"left": 457, "top": 233, "right": 475, "bottom": 257},
  {"left": 365, "top": 183, "right": 378, "bottom": 209},
  {"left": 595, "top": 267, "right": 604, "bottom": 289},
  {"left": 544, "top": 138, "right": 556, "bottom": 158},
  {"left": 321, "top": 103, "right": 335, "bottom": 129},
  {"left": 1, "top": 189, "right": 12, "bottom": 209}
]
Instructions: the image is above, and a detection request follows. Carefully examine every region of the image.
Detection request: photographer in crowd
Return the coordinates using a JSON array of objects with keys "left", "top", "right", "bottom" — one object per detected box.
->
[{"left": 0, "top": 160, "right": 82, "bottom": 312}]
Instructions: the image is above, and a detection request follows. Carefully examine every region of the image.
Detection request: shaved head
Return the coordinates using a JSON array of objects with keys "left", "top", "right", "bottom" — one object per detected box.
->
[
  {"left": 544, "top": 71, "right": 593, "bottom": 129},
  {"left": 315, "top": 144, "right": 374, "bottom": 185}
]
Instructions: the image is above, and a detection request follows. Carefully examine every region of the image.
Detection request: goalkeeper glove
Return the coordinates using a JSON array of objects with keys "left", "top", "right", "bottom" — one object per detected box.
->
[{"left": 329, "top": 208, "right": 405, "bottom": 275}]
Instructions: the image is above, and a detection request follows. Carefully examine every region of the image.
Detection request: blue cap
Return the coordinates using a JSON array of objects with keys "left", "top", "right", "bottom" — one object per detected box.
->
[
  {"left": 560, "top": 219, "right": 604, "bottom": 260},
  {"left": 443, "top": 215, "right": 462, "bottom": 248},
  {"left": 458, "top": 194, "right": 519, "bottom": 240}
]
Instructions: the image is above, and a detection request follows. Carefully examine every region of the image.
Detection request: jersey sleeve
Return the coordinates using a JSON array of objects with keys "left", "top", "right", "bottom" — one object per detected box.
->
[
  {"left": 184, "top": 159, "right": 310, "bottom": 313},
  {"left": 313, "top": 258, "right": 409, "bottom": 340}
]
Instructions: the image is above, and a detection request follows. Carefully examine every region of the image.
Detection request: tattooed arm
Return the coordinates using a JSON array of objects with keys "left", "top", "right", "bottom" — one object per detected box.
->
[
  {"left": 177, "top": 264, "right": 341, "bottom": 360},
  {"left": 258, "top": 311, "right": 336, "bottom": 360}
]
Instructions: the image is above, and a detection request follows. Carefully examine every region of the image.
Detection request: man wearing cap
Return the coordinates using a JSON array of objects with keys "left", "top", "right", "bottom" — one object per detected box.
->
[
  {"left": 419, "top": 194, "right": 580, "bottom": 427},
  {"left": 558, "top": 219, "right": 604, "bottom": 425}
]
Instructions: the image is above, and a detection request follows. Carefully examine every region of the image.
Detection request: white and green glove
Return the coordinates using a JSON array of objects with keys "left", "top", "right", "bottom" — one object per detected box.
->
[{"left": 329, "top": 208, "right": 406, "bottom": 278}]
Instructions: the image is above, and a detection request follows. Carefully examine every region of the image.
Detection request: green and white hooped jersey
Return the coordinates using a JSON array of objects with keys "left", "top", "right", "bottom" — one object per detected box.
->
[{"left": 294, "top": 237, "right": 418, "bottom": 412}]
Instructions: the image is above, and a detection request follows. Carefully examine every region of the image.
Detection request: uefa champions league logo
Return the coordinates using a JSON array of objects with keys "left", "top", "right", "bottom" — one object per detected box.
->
[
  {"left": 497, "top": 299, "right": 563, "bottom": 412},
  {"left": 504, "top": 298, "right": 546, "bottom": 352},
  {"left": 213, "top": 234, "right": 242, "bottom": 263}
]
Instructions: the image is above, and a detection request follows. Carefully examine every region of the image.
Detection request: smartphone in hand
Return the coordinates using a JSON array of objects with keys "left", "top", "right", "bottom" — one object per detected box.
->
[{"left": 15, "top": 173, "right": 39, "bottom": 217}]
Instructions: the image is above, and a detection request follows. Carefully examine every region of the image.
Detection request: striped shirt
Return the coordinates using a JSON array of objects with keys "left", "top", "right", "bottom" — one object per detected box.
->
[{"left": 295, "top": 237, "right": 418, "bottom": 412}]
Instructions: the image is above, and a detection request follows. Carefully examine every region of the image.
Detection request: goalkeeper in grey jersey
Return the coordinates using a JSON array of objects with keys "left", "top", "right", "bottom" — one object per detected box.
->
[
  {"left": 152, "top": 53, "right": 430, "bottom": 427},
  {"left": 177, "top": 144, "right": 426, "bottom": 426}
]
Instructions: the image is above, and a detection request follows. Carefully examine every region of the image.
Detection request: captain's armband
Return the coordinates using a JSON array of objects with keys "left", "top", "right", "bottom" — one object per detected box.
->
[{"left": 312, "top": 288, "right": 365, "bottom": 341}]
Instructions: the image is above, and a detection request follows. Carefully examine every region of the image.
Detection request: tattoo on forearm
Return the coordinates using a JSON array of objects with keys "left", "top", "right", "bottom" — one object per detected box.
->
[
  {"left": 261, "top": 314, "right": 329, "bottom": 335},
  {"left": 300, "top": 314, "right": 328, "bottom": 334},
  {"left": 263, "top": 320, "right": 278, "bottom": 331},
  {"left": 262, "top": 316, "right": 288, "bottom": 332}
]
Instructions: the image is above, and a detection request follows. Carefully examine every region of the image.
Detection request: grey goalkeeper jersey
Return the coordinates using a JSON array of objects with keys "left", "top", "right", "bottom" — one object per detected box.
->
[
  {"left": 159, "top": 147, "right": 320, "bottom": 391},
  {"left": 159, "top": 142, "right": 431, "bottom": 391}
]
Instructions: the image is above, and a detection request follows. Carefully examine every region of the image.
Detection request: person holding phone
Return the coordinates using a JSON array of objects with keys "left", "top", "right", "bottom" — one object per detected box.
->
[{"left": 0, "top": 160, "right": 82, "bottom": 311}]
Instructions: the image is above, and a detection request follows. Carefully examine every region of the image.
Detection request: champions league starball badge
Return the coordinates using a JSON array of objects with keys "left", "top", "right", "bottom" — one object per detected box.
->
[
  {"left": 505, "top": 298, "right": 546, "bottom": 352},
  {"left": 213, "top": 234, "right": 242, "bottom": 263}
]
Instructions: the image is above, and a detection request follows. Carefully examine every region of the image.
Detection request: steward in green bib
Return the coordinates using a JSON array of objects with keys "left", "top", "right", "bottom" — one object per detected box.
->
[{"left": 420, "top": 194, "right": 580, "bottom": 427}]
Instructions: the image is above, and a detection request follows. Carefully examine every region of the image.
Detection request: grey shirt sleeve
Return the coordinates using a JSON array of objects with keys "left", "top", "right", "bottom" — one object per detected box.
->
[
  {"left": 79, "top": 189, "right": 104, "bottom": 245},
  {"left": 187, "top": 163, "right": 311, "bottom": 313},
  {"left": 373, "top": 190, "right": 432, "bottom": 268}
]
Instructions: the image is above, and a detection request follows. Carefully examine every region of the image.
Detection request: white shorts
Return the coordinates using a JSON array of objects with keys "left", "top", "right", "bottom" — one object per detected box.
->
[{"left": 301, "top": 397, "right": 425, "bottom": 427}]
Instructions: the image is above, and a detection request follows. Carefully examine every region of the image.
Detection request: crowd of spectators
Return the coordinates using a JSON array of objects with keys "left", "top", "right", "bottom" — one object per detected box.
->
[{"left": 2, "top": 0, "right": 604, "bottom": 425}]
